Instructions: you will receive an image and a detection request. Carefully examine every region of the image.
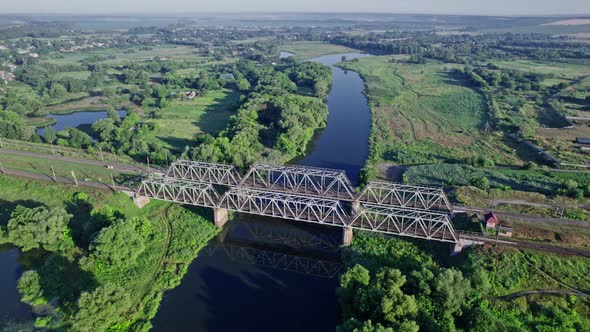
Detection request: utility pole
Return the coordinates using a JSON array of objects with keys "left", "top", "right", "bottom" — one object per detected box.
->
[
  {"left": 111, "top": 173, "right": 115, "bottom": 187},
  {"left": 0, "top": 162, "right": 4, "bottom": 174},
  {"left": 165, "top": 150, "right": 169, "bottom": 168},
  {"left": 71, "top": 170, "right": 78, "bottom": 186},
  {"left": 98, "top": 146, "right": 104, "bottom": 161},
  {"left": 51, "top": 166, "right": 57, "bottom": 182},
  {"left": 147, "top": 156, "right": 151, "bottom": 173},
  {"left": 50, "top": 141, "right": 55, "bottom": 155}
]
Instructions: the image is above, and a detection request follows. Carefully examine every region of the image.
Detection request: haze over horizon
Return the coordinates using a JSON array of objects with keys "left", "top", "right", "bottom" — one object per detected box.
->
[{"left": 1, "top": 0, "right": 590, "bottom": 16}]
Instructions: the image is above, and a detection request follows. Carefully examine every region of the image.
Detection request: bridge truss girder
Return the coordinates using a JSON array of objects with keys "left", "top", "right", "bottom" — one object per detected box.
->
[
  {"left": 219, "top": 188, "right": 349, "bottom": 227},
  {"left": 137, "top": 175, "right": 219, "bottom": 208},
  {"left": 358, "top": 181, "right": 452, "bottom": 211},
  {"left": 167, "top": 159, "right": 241, "bottom": 186},
  {"left": 350, "top": 204, "right": 458, "bottom": 243},
  {"left": 240, "top": 163, "right": 356, "bottom": 200}
]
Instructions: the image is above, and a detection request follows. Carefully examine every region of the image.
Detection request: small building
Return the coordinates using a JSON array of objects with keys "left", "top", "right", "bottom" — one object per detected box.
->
[
  {"left": 185, "top": 91, "right": 197, "bottom": 99},
  {"left": 219, "top": 73, "right": 234, "bottom": 80},
  {"left": 576, "top": 137, "right": 590, "bottom": 145},
  {"left": 484, "top": 212, "right": 499, "bottom": 229},
  {"left": 498, "top": 226, "right": 513, "bottom": 238}
]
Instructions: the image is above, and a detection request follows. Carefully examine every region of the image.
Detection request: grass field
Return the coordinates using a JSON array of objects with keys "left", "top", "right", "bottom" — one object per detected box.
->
[
  {"left": 535, "top": 125, "right": 590, "bottom": 165},
  {"left": 0, "top": 152, "right": 137, "bottom": 185},
  {"left": 280, "top": 41, "right": 358, "bottom": 60},
  {"left": 41, "top": 45, "right": 205, "bottom": 66},
  {"left": 149, "top": 88, "right": 241, "bottom": 150},
  {"left": 340, "top": 56, "right": 524, "bottom": 166},
  {"left": 53, "top": 71, "right": 91, "bottom": 80},
  {"left": 495, "top": 59, "right": 590, "bottom": 80}
]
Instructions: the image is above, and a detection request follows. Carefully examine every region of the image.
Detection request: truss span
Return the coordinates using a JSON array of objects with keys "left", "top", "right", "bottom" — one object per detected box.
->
[
  {"left": 240, "top": 163, "right": 356, "bottom": 200},
  {"left": 137, "top": 175, "right": 219, "bottom": 208},
  {"left": 350, "top": 204, "right": 458, "bottom": 243},
  {"left": 219, "top": 187, "right": 349, "bottom": 227},
  {"left": 358, "top": 181, "right": 452, "bottom": 211},
  {"left": 167, "top": 159, "right": 241, "bottom": 186}
]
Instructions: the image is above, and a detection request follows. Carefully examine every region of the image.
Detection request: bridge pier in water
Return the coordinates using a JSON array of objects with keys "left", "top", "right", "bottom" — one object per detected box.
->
[
  {"left": 342, "top": 227, "right": 353, "bottom": 246},
  {"left": 213, "top": 208, "right": 229, "bottom": 228}
]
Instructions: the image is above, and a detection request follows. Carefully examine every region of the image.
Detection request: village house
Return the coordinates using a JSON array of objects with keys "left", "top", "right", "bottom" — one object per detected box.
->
[{"left": 484, "top": 212, "right": 499, "bottom": 229}]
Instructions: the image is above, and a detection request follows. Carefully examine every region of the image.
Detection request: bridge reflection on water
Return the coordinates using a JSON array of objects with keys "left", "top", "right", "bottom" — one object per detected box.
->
[{"left": 201, "top": 214, "right": 343, "bottom": 278}]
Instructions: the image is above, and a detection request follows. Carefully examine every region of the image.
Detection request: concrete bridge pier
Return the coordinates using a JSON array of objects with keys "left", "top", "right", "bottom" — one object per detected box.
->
[
  {"left": 133, "top": 195, "right": 150, "bottom": 209},
  {"left": 351, "top": 201, "right": 361, "bottom": 215},
  {"left": 342, "top": 227, "right": 353, "bottom": 246},
  {"left": 450, "top": 239, "right": 482, "bottom": 256},
  {"left": 451, "top": 242, "right": 464, "bottom": 256},
  {"left": 213, "top": 208, "right": 229, "bottom": 228}
]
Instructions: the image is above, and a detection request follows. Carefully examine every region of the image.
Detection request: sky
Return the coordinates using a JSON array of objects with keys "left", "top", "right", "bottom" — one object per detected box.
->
[{"left": 1, "top": 0, "right": 590, "bottom": 16}]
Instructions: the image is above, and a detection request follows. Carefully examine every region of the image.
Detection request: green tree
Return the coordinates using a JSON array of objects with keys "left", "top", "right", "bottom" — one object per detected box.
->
[
  {"left": 374, "top": 268, "right": 418, "bottom": 329},
  {"left": 470, "top": 176, "right": 490, "bottom": 190},
  {"left": 434, "top": 269, "right": 471, "bottom": 315},
  {"left": 44, "top": 126, "right": 57, "bottom": 143},
  {"left": 72, "top": 128, "right": 93, "bottom": 148},
  {"left": 338, "top": 318, "right": 394, "bottom": 332},
  {"left": 87, "top": 220, "right": 145, "bottom": 267},
  {"left": 107, "top": 106, "right": 120, "bottom": 124},
  {"left": 73, "top": 283, "right": 131, "bottom": 332},
  {"left": 48, "top": 83, "right": 67, "bottom": 98},
  {"left": 102, "top": 86, "right": 115, "bottom": 98},
  {"left": 339, "top": 264, "right": 371, "bottom": 318},
  {"left": 7, "top": 206, "right": 74, "bottom": 253},
  {"left": 17, "top": 270, "right": 46, "bottom": 306},
  {"left": 236, "top": 78, "right": 251, "bottom": 92}
]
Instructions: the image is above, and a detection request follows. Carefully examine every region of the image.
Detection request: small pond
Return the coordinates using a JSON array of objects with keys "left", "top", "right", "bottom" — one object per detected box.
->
[{"left": 35, "top": 110, "right": 127, "bottom": 136}]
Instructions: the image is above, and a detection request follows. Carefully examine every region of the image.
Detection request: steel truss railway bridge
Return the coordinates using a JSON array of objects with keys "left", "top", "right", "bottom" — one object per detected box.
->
[{"left": 136, "top": 160, "right": 463, "bottom": 248}]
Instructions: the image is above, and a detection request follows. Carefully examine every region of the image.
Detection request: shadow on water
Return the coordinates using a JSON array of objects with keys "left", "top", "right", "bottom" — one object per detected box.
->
[{"left": 0, "top": 245, "right": 34, "bottom": 331}]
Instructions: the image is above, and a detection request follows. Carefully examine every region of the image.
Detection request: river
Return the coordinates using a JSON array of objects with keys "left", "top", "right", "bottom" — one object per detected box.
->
[
  {"left": 151, "top": 52, "right": 371, "bottom": 331},
  {"left": 0, "top": 52, "right": 372, "bottom": 331}
]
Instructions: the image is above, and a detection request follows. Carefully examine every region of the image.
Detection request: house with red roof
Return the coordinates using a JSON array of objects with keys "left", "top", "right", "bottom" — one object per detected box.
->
[{"left": 484, "top": 212, "right": 499, "bottom": 229}]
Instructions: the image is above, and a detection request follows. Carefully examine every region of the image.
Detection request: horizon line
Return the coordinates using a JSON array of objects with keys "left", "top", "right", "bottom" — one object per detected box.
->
[{"left": 1, "top": 11, "right": 590, "bottom": 18}]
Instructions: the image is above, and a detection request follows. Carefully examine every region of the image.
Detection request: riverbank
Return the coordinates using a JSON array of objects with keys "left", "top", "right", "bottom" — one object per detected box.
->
[{"left": 0, "top": 176, "right": 219, "bottom": 330}]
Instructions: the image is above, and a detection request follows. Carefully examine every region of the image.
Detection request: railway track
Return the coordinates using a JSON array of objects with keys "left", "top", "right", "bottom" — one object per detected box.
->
[{"left": 459, "top": 231, "right": 590, "bottom": 257}]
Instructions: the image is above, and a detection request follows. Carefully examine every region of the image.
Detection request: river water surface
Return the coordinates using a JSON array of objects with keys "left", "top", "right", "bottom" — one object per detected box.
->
[
  {"left": 35, "top": 110, "right": 127, "bottom": 136},
  {"left": 151, "top": 52, "right": 371, "bottom": 331}
]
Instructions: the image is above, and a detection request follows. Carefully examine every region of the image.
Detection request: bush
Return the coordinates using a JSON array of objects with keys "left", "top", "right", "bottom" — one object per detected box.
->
[{"left": 74, "top": 192, "right": 89, "bottom": 202}]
